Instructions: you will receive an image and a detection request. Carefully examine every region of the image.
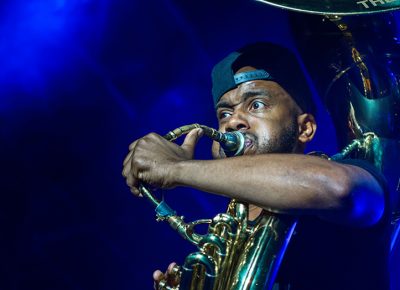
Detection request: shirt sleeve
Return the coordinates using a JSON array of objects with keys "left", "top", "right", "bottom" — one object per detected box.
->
[
  {"left": 336, "top": 158, "right": 388, "bottom": 191},
  {"left": 335, "top": 158, "right": 390, "bottom": 221}
]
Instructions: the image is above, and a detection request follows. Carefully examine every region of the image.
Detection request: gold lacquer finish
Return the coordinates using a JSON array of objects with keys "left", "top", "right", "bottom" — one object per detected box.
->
[
  {"left": 140, "top": 124, "right": 297, "bottom": 290},
  {"left": 229, "top": 212, "right": 296, "bottom": 290},
  {"left": 256, "top": 0, "right": 400, "bottom": 15},
  {"left": 140, "top": 124, "right": 372, "bottom": 289}
]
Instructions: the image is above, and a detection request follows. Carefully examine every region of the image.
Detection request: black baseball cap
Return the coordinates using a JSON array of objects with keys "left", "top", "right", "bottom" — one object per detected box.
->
[{"left": 211, "top": 42, "right": 316, "bottom": 116}]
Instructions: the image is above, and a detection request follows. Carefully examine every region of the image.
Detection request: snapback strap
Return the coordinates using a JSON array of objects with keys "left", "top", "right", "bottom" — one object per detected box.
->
[{"left": 233, "top": 69, "right": 273, "bottom": 86}]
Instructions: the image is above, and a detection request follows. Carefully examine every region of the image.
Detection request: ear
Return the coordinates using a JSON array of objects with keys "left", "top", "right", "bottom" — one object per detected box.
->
[{"left": 297, "top": 113, "right": 317, "bottom": 144}]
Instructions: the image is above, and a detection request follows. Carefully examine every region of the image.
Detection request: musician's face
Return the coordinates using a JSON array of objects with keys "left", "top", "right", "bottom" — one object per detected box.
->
[{"left": 214, "top": 67, "right": 304, "bottom": 157}]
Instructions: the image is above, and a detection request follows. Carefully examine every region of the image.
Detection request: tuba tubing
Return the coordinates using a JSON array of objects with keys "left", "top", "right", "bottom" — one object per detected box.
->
[{"left": 139, "top": 124, "right": 298, "bottom": 290}]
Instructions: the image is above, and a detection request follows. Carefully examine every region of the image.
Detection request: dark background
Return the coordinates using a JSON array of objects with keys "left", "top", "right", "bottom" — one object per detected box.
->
[{"left": 0, "top": 0, "right": 395, "bottom": 289}]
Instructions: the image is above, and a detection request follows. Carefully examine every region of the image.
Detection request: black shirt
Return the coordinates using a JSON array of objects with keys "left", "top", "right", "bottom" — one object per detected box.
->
[{"left": 276, "top": 159, "right": 390, "bottom": 290}]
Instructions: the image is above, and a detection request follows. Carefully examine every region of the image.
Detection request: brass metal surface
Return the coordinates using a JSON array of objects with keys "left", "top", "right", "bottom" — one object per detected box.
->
[
  {"left": 256, "top": 0, "right": 400, "bottom": 15},
  {"left": 141, "top": 125, "right": 297, "bottom": 290}
]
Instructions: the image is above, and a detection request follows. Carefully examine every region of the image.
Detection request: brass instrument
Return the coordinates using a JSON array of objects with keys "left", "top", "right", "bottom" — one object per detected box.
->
[
  {"left": 285, "top": 0, "right": 400, "bottom": 246},
  {"left": 139, "top": 124, "right": 297, "bottom": 290},
  {"left": 254, "top": 0, "right": 400, "bottom": 288},
  {"left": 256, "top": 0, "right": 400, "bottom": 15},
  {"left": 139, "top": 2, "right": 400, "bottom": 289},
  {"left": 140, "top": 123, "right": 378, "bottom": 290}
]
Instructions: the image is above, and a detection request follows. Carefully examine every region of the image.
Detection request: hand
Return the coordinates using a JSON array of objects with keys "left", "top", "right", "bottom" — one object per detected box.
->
[
  {"left": 153, "top": 262, "right": 180, "bottom": 289},
  {"left": 122, "top": 128, "right": 203, "bottom": 196}
]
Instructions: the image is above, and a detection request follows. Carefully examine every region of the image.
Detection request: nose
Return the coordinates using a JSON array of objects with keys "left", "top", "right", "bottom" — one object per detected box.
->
[{"left": 225, "top": 110, "right": 250, "bottom": 132}]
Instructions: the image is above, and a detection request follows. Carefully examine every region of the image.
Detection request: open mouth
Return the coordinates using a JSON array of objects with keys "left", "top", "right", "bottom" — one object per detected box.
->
[
  {"left": 244, "top": 138, "right": 254, "bottom": 154},
  {"left": 245, "top": 138, "right": 253, "bottom": 148}
]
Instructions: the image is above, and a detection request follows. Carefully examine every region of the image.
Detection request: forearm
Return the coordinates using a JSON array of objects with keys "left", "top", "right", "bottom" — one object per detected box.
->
[
  {"left": 171, "top": 154, "right": 383, "bottom": 225},
  {"left": 173, "top": 154, "right": 345, "bottom": 211},
  {"left": 124, "top": 130, "right": 384, "bottom": 226}
]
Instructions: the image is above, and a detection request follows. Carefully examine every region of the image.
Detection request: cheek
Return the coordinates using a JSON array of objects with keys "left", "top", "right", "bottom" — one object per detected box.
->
[
  {"left": 253, "top": 120, "right": 271, "bottom": 135},
  {"left": 254, "top": 121, "right": 279, "bottom": 143},
  {"left": 258, "top": 130, "right": 273, "bottom": 144}
]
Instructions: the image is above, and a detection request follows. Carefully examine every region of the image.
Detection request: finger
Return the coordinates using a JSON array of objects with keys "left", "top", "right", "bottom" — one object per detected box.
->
[
  {"left": 125, "top": 172, "right": 141, "bottom": 197},
  {"left": 130, "top": 187, "right": 142, "bottom": 197},
  {"left": 181, "top": 128, "right": 203, "bottom": 158},
  {"left": 122, "top": 157, "right": 132, "bottom": 177},
  {"left": 211, "top": 140, "right": 222, "bottom": 159},
  {"left": 166, "top": 262, "right": 180, "bottom": 286},
  {"left": 167, "top": 262, "right": 177, "bottom": 273},
  {"left": 123, "top": 139, "right": 138, "bottom": 167},
  {"left": 129, "top": 139, "right": 139, "bottom": 151},
  {"left": 153, "top": 270, "right": 164, "bottom": 289},
  {"left": 153, "top": 270, "right": 164, "bottom": 281},
  {"left": 123, "top": 150, "right": 133, "bottom": 167},
  {"left": 122, "top": 153, "right": 140, "bottom": 179},
  {"left": 123, "top": 156, "right": 142, "bottom": 197},
  {"left": 122, "top": 140, "right": 138, "bottom": 176},
  {"left": 212, "top": 141, "right": 227, "bottom": 159}
]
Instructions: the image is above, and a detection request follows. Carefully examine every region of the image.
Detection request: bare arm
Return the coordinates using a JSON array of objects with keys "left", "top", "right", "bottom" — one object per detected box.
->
[
  {"left": 123, "top": 131, "right": 385, "bottom": 228},
  {"left": 171, "top": 154, "right": 384, "bottom": 227}
]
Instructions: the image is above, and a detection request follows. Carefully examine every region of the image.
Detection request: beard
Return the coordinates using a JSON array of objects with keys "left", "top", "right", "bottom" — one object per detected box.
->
[
  {"left": 215, "top": 117, "right": 299, "bottom": 158},
  {"left": 251, "top": 118, "right": 298, "bottom": 154}
]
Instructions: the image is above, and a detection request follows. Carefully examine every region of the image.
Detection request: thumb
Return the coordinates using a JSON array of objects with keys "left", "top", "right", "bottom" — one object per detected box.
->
[{"left": 181, "top": 128, "right": 203, "bottom": 158}]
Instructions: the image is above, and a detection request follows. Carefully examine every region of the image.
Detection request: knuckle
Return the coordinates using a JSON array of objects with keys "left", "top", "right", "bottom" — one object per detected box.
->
[
  {"left": 128, "top": 140, "right": 137, "bottom": 150},
  {"left": 141, "top": 135, "right": 152, "bottom": 143},
  {"left": 147, "top": 132, "right": 159, "bottom": 139},
  {"left": 146, "top": 132, "right": 164, "bottom": 143},
  {"left": 136, "top": 138, "right": 146, "bottom": 147},
  {"left": 131, "top": 156, "right": 142, "bottom": 169}
]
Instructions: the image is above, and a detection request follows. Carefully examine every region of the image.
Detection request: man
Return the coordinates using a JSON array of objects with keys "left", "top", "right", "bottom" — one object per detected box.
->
[{"left": 122, "top": 43, "right": 389, "bottom": 289}]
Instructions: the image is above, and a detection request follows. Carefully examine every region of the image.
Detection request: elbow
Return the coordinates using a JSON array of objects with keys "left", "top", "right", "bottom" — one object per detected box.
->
[
  {"left": 325, "top": 166, "right": 354, "bottom": 209},
  {"left": 327, "top": 165, "right": 385, "bottom": 227}
]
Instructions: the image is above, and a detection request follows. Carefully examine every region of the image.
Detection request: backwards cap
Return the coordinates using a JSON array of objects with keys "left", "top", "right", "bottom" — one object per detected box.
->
[{"left": 211, "top": 42, "right": 316, "bottom": 116}]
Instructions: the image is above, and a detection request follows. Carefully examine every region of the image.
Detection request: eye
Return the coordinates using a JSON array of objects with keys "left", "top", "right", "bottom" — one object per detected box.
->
[
  {"left": 250, "top": 100, "right": 266, "bottom": 110},
  {"left": 219, "top": 111, "right": 232, "bottom": 120}
]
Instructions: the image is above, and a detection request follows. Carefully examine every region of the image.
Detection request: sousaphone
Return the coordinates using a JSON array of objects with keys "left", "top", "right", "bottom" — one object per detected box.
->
[{"left": 256, "top": 0, "right": 400, "bottom": 288}]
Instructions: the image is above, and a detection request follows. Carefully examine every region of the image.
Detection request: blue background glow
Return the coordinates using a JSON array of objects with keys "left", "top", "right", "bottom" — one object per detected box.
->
[{"left": 0, "top": 1, "right": 397, "bottom": 289}]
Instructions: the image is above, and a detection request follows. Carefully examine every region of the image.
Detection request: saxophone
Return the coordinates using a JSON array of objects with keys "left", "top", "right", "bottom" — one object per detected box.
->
[{"left": 139, "top": 124, "right": 297, "bottom": 290}]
